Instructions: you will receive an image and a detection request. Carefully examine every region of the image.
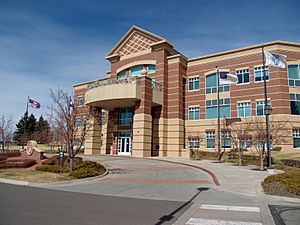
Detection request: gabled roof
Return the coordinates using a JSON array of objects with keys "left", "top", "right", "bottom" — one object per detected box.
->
[{"left": 106, "top": 25, "right": 165, "bottom": 58}]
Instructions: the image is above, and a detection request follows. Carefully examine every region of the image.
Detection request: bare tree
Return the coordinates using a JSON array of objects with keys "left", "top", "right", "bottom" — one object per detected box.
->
[
  {"left": 229, "top": 119, "right": 253, "bottom": 166},
  {"left": 251, "top": 117, "right": 290, "bottom": 170},
  {"left": 48, "top": 88, "right": 101, "bottom": 171},
  {"left": 186, "top": 129, "right": 203, "bottom": 159},
  {"left": 0, "top": 115, "right": 14, "bottom": 152}
]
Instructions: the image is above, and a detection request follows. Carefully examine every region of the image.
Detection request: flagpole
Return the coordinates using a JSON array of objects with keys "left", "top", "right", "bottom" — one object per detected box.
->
[
  {"left": 26, "top": 96, "right": 29, "bottom": 114},
  {"left": 261, "top": 43, "right": 272, "bottom": 169},
  {"left": 216, "top": 66, "right": 221, "bottom": 159}
]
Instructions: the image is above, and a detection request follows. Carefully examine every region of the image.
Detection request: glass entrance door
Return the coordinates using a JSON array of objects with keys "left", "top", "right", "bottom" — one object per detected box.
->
[{"left": 118, "top": 131, "right": 132, "bottom": 156}]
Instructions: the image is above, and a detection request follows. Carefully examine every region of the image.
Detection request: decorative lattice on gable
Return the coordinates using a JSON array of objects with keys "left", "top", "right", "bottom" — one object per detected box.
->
[{"left": 116, "top": 32, "right": 156, "bottom": 56}]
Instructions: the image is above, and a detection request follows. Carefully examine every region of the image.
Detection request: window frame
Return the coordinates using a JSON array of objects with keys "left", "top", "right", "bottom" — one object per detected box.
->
[
  {"left": 188, "top": 138, "right": 200, "bottom": 149},
  {"left": 205, "top": 73, "right": 230, "bottom": 94},
  {"left": 293, "top": 130, "right": 300, "bottom": 149},
  {"left": 188, "top": 106, "right": 200, "bottom": 120},
  {"left": 256, "top": 100, "right": 271, "bottom": 116},
  {"left": 236, "top": 69, "right": 250, "bottom": 85},
  {"left": 237, "top": 102, "right": 252, "bottom": 117},
  {"left": 205, "top": 98, "right": 231, "bottom": 119},
  {"left": 188, "top": 76, "right": 200, "bottom": 92},
  {"left": 254, "top": 66, "right": 269, "bottom": 83},
  {"left": 206, "top": 131, "right": 216, "bottom": 149},
  {"left": 77, "top": 96, "right": 84, "bottom": 107}
]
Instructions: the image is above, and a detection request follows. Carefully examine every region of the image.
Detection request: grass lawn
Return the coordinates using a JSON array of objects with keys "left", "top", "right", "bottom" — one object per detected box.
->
[
  {"left": 272, "top": 150, "right": 300, "bottom": 161},
  {"left": 0, "top": 170, "right": 72, "bottom": 182}
]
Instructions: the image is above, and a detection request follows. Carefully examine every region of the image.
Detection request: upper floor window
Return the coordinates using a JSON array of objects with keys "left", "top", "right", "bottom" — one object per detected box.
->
[
  {"left": 288, "top": 65, "right": 300, "bottom": 87},
  {"left": 119, "top": 108, "right": 133, "bottom": 126},
  {"left": 101, "top": 111, "right": 105, "bottom": 126},
  {"left": 188, "top": 77, "right": 200, "bottom": 91},
  {"left": 256, "top": 100, "right": 271, "bottom": 116},
  {"left": 237, "top": 102, "right": 252, "bottom": 117},
  {"left": 236, "top": 69, "right": 250, "bottom": 84},
  {"left": 254, "top": 66, "right": 269, "bottom": 82},
  {"left": 290, "top": 93, "right": 300, "bottom": 115},
  {"left": 117, "top": 64, "right": 156, "bottom": 79},
  {"left": 206, "top": 98, "right": 231, "bottom": 119},
  {"left": 189, "top": 107, "right": 200, "bottom": 120},
  {"left": 131, "top": 65, "right": 144, "bottom": 77},
  {"left": 148, "top": 65, "right": 156, "bottom": 74},
  {"left": 206, "top": 73, "right": 229, "bottom": 94},
  {"left": 77, "top": 96, "right": 84, "bottom": 107}
]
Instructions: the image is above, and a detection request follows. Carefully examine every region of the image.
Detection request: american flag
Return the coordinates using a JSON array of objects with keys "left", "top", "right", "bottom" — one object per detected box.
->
[{"left": 29, "top": 99, "right": 41, "bottom": 109}]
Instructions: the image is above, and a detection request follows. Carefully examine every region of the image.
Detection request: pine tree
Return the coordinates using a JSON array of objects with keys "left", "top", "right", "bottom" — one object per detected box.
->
[{"left": 14, "top": 112, "right": 37, "bottom": 145}]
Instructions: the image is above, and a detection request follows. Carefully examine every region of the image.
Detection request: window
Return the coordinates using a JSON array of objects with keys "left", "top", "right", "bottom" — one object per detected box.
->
[
  {"left": 148, "top": 65, "right": 156, "bottom": 74},
  {"left": 188, "top": 77, "right": 200, "bottom": 91},
  {"left": 131, "top": 65, "right": 144, "bottom": 76},
  {"left": 206, "top": 98, "right": 231, "bottom": 119},
  {"left": 206, "top": 73, "right": 229, "bottom": 94},
  {"left": 254, "top": 66, "right": 269, "bottom": 82},
  {"left": 118, "top": 70, "right": 127, "bottom": 80},
  {"left": 119, "top": 108, "right": 133, "bottom": 126},
  {"left": 77, "top": 96, "right": 84, "bottom": 107},
  {"left": 290, "top": 93, "right": 300, "bottom": 115},
  {"left": 236, "top": 69, "right": 250, "bottom": 84},
  {"left": 237, "top": 102, "right": 252, "bottom": 117},
  {"left": 75, "top": 118, "right": 82, "bottom": 127},
  {"left": 288, "top": 65, "right": 300, "bottom": 86},
  {"left": 101, "top": 111, "right": 105, "bottom": 126},
  {"left": 206, "top": 131, "right": 215, "bottom": 148},
  {"left": 256, "top": 100, "right": 271, "bottom": 116},
  {"left": 189, "top": 107, "right": 200, "bottom": 120},
  {"left": 221, "top": 131, "right": 231, "bottom": 148},
  {"left": 239, "top": 139, "right": 252, "bottom": 149},
  {"left": 188, "top": 138, "right": 200, "bottom": 149},
  {"left": 293, "top": 130, "right": 300, "bottom": 148}
]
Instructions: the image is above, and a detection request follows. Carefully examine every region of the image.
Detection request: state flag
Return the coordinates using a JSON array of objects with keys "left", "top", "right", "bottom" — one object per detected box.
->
[{"left": 264, "top": 50, "right": 287, "bottom": 68}]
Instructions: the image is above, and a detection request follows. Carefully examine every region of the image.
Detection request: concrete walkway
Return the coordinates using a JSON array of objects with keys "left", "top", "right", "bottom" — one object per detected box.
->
[{"left": 154, "top": 157, "right": 271, "bottom": 197}]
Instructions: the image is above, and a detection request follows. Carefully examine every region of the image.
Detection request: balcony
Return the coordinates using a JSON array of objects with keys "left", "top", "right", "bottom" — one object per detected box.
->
[{"left": 85, "top": 76, "right": 162, "bottom": 109}]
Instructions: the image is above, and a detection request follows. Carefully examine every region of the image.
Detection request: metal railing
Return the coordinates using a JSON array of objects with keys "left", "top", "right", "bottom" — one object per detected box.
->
[
  {"left": 87, "top": 76, "right": 163, "bottom": 91},
  {"left": 87, "top": 76, "right": 141, "bottom": 90}
]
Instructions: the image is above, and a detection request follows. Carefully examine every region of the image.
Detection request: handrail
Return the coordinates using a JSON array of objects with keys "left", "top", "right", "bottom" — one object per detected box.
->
[{"left": 87, "top": 76, "right": 141, "bottom": 90}]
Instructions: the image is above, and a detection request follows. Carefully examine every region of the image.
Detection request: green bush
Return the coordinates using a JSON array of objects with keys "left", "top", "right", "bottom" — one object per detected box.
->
[
  {"left": 70, "top": 161, "right": 106, "bottom": 179},
  {"left": 281, "top": 159, "right": 300, "bottom": 168},
  {"left": 36, "top": 165, "right": 69, "bottom": 173}
]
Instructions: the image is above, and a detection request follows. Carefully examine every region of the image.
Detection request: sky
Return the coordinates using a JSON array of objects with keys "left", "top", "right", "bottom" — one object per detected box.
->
[{"left": 0, "top": 0, "right": 300, "bottom": 125}]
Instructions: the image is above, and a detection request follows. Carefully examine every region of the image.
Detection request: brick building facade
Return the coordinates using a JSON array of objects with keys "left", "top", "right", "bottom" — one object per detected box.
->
[{"left": 74, "top": 26, "right": 300, "bottom": 157}]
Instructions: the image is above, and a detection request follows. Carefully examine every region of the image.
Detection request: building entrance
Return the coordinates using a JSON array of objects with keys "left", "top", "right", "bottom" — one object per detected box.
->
[{"left": 118, "top": 131, "right": 132, "bottom": 156}]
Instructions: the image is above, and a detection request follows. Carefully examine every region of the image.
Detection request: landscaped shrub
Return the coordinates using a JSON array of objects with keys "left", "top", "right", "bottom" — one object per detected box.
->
[
  {"left": 35, "top": 165, "right": 69, "bottom": 173},
  {"left": 42, "top": 155, "right": 82, "bottom": 166},
  {"left": 0, "top": 151, "right": 21, "bottom": 158},
  {"left": 0, "top": 159, "right": 36, "bottom": 168},
  {"left": 281, "top": 159, "right": 300, "bottom": 168},
  {"left": 262, "top": 170, "right": 300, "bottom": 197},
  {"left": 70, "top": 161, "right": 106, "bottom": 179}
]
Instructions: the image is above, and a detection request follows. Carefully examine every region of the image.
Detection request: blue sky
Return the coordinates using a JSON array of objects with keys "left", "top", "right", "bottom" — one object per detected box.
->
[{"left": 1, "top": 0, "right": 300, "bottom": 124}]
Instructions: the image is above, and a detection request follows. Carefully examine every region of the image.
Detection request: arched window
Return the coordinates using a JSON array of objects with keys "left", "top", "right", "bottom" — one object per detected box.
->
[
  {"left": 205, "top": 73, "right": 229, "bottom": 94},
  {"left": 117, "top": 65, "right": 156, "bottom": 79}
]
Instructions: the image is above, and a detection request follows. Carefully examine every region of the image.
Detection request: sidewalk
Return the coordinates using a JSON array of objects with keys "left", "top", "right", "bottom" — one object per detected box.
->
[{"left": 154, "top": 157, "right": 275, "bottom": 197}]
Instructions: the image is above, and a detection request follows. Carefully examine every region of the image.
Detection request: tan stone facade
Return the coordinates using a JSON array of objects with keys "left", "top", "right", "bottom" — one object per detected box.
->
[{"left": 73, "top": 25, "right": 300, "bottom": 158}]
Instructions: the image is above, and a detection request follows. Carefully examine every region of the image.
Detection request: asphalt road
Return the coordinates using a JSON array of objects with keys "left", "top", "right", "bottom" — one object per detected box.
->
[{"left": 0, "top": 183, "right": 193, "bottom": 225}]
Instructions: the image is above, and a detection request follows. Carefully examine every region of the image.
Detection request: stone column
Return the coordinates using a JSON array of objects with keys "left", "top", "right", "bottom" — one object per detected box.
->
[
  {"left": 132, "top": 75, "right": 152, "bottom": 157},
  {"left": 84, "top": 107, "right": 102, "bottom": 155}
]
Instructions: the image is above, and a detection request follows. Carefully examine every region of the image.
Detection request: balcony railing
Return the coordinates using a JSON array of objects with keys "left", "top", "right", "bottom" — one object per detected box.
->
[
  {"left": 88, "top": 76, "right": 162, "bottom": 91},
  {"left": 87, "top": 76, "right": 141, "bottom": 90}
]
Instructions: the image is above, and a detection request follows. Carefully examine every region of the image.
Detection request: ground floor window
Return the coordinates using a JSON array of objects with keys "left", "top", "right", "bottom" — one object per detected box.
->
[
  {"left": 293, "top": 130, "right": 300, "bottom": 148},
  {"left": 188, "top": 138, "right": 200, "bottom": 149},
  {"left": 221, "top": 131, "right": 231, "bottom": 148},
  {"left": 206, "top": 131, "right": 215, "bottom": 149}
]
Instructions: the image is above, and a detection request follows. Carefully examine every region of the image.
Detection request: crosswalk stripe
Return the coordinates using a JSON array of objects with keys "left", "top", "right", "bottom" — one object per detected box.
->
[
  {"left": 186, "top": 218, "right": 263, "bottom": 225},
  {"left": 200, "top": 204, "right": 260, "bottom": 212}
]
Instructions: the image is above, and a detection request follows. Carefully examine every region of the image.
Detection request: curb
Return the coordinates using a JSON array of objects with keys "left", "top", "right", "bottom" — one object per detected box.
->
[{"left": 0, "top": 178, "right": 29, "bottom": 186}]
